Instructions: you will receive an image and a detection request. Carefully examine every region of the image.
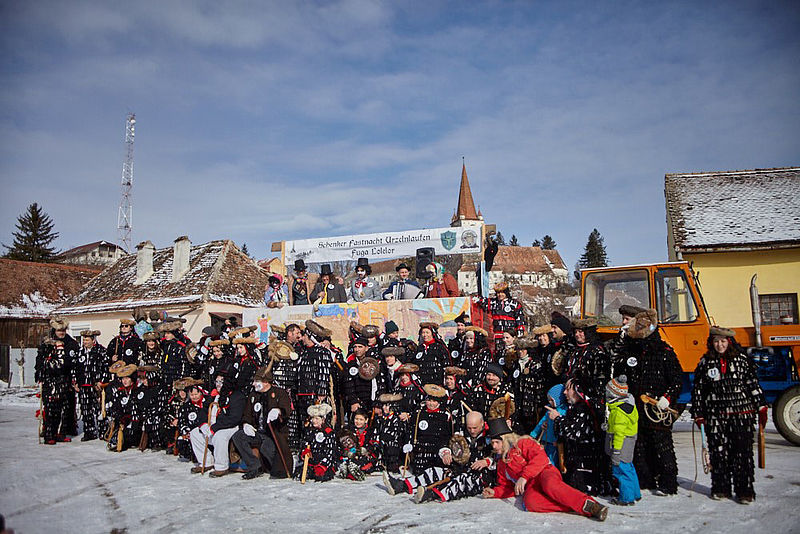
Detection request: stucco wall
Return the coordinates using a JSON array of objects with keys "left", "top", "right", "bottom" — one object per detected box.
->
[{"left": 687, "top": 247, "right": 800, "bottom": 327}]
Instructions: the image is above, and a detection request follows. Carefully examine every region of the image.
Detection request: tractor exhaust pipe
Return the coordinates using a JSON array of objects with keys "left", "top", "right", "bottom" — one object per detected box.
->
[{"left": 749, "top": 274, "right": 763, "bottom": 348}]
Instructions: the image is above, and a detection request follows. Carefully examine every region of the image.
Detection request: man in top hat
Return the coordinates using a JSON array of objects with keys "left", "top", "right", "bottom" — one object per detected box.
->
[
  {"left": 475, "top": 281, "right": 526, "bottom": 353},
  {"left": 348, "top": 257, "right": 382, "bottom": 302},
  {"left": 107, "top": 318, "right": 144, "bottom": 366},
  {"left": 232, "top": 366, "right": 293, "bottom": 480},
  {"left": 287, "top": 259, "right": 314, "bottom": 306},
  {"left": 72, "top": 329, "right": 106, "bottom": 441},
  {"left": 383, "top": 262, "right": 421, "bottom": 300},
  {"left": 310, "top": 264, "right": 347, "bottom": 304}
]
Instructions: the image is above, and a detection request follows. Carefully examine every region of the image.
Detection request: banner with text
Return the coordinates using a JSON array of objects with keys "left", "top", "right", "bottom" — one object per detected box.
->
[{"left": 284, "top": 226, "right": 482, "bottom": 265}]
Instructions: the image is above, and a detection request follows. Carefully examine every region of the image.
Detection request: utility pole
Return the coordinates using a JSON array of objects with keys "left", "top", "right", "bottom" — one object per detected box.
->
[{"left": 117, "top": 113, "right": 135, "bottom": 252}]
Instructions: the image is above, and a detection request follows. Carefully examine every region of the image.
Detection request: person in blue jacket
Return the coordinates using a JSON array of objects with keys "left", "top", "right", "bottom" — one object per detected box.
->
[{"left": 531, "top": 383, "right": 568, "bottom": 466}]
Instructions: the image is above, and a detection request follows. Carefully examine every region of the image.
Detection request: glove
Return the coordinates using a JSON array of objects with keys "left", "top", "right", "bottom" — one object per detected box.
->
[
  {"left": 385, "top": 294, "right": 394, "bottom": 300},
  {"left": 267, "top": 408, "right": 280, "bottom": 423},
  {"left": 694, "top": 417, "right": 705, "bottom": 429},
  {"left": 402, "top": 443, "right": 413, "bottom": 453},
  {"left": 657, "top": 396, "right": 670, "bottom": 411},
  {"left": 200, "top": 423, "right": 213, "bottom": 438},
  {"left": 611, "top": 449, "right": 621, "bottom": 466},
  {"left": 313, "top": 464, "right": 327, "bottom": 478},
  {"left": 301, "top": 447, "right": 312, "bottom": 459},
  {"left": 758, "top": 406, "right": 768, "bottom": 428},
  {"left": 243, "top": 423, "right": 256, "bottom": 437}
]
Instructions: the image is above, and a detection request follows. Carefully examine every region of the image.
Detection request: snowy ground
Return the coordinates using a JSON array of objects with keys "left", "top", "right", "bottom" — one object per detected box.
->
[{"left": 1, "top": 385, "right": 799, "bottom": 534}]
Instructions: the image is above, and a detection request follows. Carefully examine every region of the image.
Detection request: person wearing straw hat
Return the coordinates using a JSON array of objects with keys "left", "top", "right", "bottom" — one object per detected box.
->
[
  {"left": 408, "top": 384, "right": 453, "bottom": 474},
  {"left": 36, "top": 336, "right": 71, "bottom": 444},
  {"left": 474, "top": 281, "right": 526, "bottom": 352},
  {"left": 107, "top": 318, "right": 144, "bottom": 366},
  {"left": 106, "top": 363, "right": 141, "bottom": 451},
  {"left": 72, "top": 329, "right": 105, "bottom": 442}
]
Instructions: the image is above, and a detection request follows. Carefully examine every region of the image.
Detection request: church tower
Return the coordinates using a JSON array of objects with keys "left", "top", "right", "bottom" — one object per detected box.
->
[{"left": 450, "top": 161, "right": 484, "bottom": 229}]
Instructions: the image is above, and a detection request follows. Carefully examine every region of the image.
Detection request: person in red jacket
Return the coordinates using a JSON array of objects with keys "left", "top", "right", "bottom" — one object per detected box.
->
[
  {"left": 423, "top": 262, "right": 459, "bottom": 298},
  {"left": 481, "top": 418, "right": 608, "bottom": 521}
]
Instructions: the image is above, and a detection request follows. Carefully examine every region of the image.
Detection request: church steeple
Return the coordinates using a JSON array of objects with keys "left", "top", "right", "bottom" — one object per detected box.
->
[{"left": 452, "top": 160, "right": 480, "bottom": 226}]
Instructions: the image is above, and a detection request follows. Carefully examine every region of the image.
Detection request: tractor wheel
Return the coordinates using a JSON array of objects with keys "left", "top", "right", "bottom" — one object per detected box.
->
[{"left": 774, "top": 385, "right": 800, "bottom": 446}]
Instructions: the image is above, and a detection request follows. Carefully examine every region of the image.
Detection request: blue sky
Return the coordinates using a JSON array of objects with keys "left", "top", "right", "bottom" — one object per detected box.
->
[{"left": 1, "top": 1, "right": 799, "bottom": 272}]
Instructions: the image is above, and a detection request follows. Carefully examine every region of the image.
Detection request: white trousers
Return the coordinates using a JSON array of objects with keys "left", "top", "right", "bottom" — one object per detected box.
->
[{"left": 190, "top": 426, "right": 239, "bottom": 471}]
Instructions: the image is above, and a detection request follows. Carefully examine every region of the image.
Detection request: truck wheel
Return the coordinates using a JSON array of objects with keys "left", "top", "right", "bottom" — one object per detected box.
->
[{"left": 774, "top": 385, "right": 800, "bottom": 446}]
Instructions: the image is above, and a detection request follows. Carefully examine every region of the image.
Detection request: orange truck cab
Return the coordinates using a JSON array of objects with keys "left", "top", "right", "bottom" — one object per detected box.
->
[{"left": 580, "top": 261, "right": 800, "bottom": 445}]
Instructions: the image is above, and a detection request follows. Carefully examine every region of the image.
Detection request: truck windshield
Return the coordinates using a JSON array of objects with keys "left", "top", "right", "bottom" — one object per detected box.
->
[
  {"left": 583, "top": 269, "right": 650, "bottom": 326},
  {"left": 655, "top": 268, "right": 699, "bottom": 323}
]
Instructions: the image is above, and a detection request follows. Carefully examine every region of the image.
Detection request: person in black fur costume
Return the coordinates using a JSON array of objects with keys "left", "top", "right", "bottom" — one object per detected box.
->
[
  {"left": 613, "top": 309, "right": 683, "bottom": 495},
  {"left": 691, "top": 326, "right": 767, "bottom": 504},
  {"left": 563, "top": 318, "right": 609, "bottom": 411}
]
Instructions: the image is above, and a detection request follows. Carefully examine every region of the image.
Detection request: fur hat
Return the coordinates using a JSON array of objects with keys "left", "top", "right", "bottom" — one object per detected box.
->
[
  {"left": 229, "top": 325, "right": 258, "bottom": 338},
  {"left": 444, "top": 366, "right": 466, "bottom": 377},
  {"left": 418, "top": 321, "right": 439, "bottom": 331},
  {"left": 489, "top": 396, "right": 516, "bottom": 419},
  {"left": 571, "top": 317, "right": 597, "bottom": 330},
  {"left": 395, "top": 262, "right": 411, "bottom": 272},
  {"left": 116, "top": 364, "right": 139, "bottom": 378},
  {"left": 232, "top": 337, "right": 258, "bottom": 345},
  {"left": 358, "top": 357, "right": 380, "bottom": 380},
  {"left": 158, "top": 320, "right": 183, "bottom": 333},
  {"left": 350, "top": 321, "right": 364, "bottom": 334},
  {"left": 493, "top": 281, "right": 509, "bottom": 294},
  {"left": 120, "top": 318, "right": 136, "bottom": 326},
  {"left": 142, "top": 331, "right": 160, "bottom": 341},
  {"left": 550, "top": 311, "right": 573, "bottom": 335},
  {"left": 137, "top": 364, "right": 160, "bottom": 373},
  {"left": 378, "top": 392, "right": 403, "bottom": 404},
  {"left": 487, "top": 418, "right": 512, "bottom": 439},
  {"left": 384, "top": 320, "right": 399, "bottom": 335},
  {"left": 423, "top": 384, "right": 447, "bottom": 400},
  {"left": 80, "top": 329, "right": 101, "bottom": 338},
  {"left": 397, "top": 363, "right": 419, "bottom": 375},
  {"left": 307, "top": 403, "right": 333, "bottom": 418},
  {"left": 606, "top": 375, "right": 629, "bottom": 400},
  {"left": 628, "top": 309, "right": 659, "bottom": 339},
  {"left": 108, "top": 361, "right": 126, "bottom": 375},
  {"left": 49, "top": 317, "right": 69, "bottom": 330},
  {"left": 269, "top": 340, "right": 296, "bottom": 360},
  {"left": 448, "top": 434, "right": 471, "bottom": 465},
  {"left": 709, "top": 326, "right": 736, "bottom": 338},
  {"left": 465, "top": 325, "right": 488, "bottom": 337},
  {"left": 172, "top": 378, "right": 189, "bottom": 391},
  {"left": 362, "top": 325, "right": 380, "bottom": 338},
  {"left": 514, "top": 336, "right": 538, "bottom": 350},
  {"left": 186, "top": 342, "right": 198, "bottom": 363},
  {"left": 253, "top": 366, "right": 273, "bottom": 384},
  {"left": 270, "top": 323, "right": 287, "bottom": 335},
  {"left": 305, "top": 319, "right": 332, "bottom": 340},
  {"left": 619, "top": 304, "right": 647, "bottom": 318},
  {"left": 532, "top": 325, "right": 552, "bottom": 336},
  {"left": 381, "top": 346, "right": 405, "bottom": 358},
  {"left": 209, "top": 339, "right": 230, "bottom": 347},
  {"left": 486, "top": 362, "right": 504, "bottom": 378}
]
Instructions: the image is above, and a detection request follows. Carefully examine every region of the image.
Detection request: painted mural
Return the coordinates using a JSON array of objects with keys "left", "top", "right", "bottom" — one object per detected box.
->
[{"left": 243, "top": 297, "right": 471, "bottom": 351}]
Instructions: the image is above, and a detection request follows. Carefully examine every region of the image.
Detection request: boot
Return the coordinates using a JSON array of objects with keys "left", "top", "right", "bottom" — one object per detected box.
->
[
  {"left": 383, "top": 472, "right": 410, "bottom": 495},
  {"left": 81, "top": 434, "right": 97, "bottom": 442},
  {"left": 582, "top": 499, "right": 608, "bottom": 521},
  {"left": 242, "top": 469, "right": 263, "bottom": 480},
  {"left": 56, "top": 434, "right": 72, "bottom": 443},
  {"left": 414, "top": 486, "right": 442, "bottom": 504},
  {"left": 209, "top": 469, "right": 230, "bottom": 478},
  {"left": 190, "top": 466, "right": 206, "bottom": 474}
]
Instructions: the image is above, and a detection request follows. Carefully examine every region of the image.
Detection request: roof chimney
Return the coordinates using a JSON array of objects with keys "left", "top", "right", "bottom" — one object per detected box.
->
[
  {"left": 172, "top": 236, "right": 191, "bottom": 282},
  {"left": 135, "top": 241, "right": 155, "bottom": 285}
]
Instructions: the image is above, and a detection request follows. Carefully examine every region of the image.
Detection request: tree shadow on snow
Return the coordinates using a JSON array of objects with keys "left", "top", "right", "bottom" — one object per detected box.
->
[{"left": 677, "top": 475, "right": 710, "bottom": 497}]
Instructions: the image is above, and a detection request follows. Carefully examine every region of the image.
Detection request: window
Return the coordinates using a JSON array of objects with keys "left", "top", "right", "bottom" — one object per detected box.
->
[
  {"left": 583, "top": 269, "right": 650, "bottom": 325},
  {"left": 655, "top": 268, "right": 698, "bottom": 323},
  {"left": 759, "top": 293, "right": 798, "bottom": 325},
  {"left": 69, "top": 322, "right": 91, "bottom": 339}
]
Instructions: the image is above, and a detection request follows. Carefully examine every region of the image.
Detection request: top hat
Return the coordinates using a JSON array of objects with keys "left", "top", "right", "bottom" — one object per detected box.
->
[
  {"left": 294, "top": 259, "right": 308, "bottom": 272},
  {"left": 320, "top": 264, "right": 334, "bottom": 276}
]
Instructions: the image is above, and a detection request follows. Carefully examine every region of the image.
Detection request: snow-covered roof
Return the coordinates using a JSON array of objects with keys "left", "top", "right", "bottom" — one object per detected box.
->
[
  {"left": 57, "top": 240, "right": 270, "bottom": 314},
  {"left": 665, "top": 167, "right": 800, "bottom": 252},
  {"left": 0, "top": 259, "right": 102, "bottom": 318}
]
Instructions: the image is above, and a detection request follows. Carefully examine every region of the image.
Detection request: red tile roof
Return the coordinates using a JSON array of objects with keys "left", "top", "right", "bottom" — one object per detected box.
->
[{"left": 460, "top": 246, "right": 567, "bottom": 274}]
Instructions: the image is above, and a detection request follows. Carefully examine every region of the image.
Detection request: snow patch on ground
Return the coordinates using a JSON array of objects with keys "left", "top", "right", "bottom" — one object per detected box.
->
[{"left": 0, "top": 405, "right": 798, "bottom": 533}]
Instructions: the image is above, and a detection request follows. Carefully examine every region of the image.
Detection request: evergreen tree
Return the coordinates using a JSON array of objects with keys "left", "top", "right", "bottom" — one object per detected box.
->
[
  {"left": 3, "top": 203, "right": 59, "bottom": 262},
  {"left": 495, "top": 231, "right": 506, "bottom": 246},
  {"left": 578, "top": 228, "right": 608, "bottom": 270},
  {"left": 541, "top": 235, "right": 557, "bottom": 250},
  {"left": 241, "top": 242, "right": 250, "bottom": 257},
  {"left": 509, "top": 234, "right": 519, "bottom": 246},
  {"left": 531, "top": 238, "right": 541, "bottom": 247}
]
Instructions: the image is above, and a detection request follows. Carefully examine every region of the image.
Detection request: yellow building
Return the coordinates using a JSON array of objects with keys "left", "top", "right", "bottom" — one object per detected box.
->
[{"left": 665, "top": 167, "right": 800, "bottom": 327}]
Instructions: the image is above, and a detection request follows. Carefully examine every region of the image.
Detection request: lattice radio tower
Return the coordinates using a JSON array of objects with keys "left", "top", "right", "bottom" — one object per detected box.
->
[{"left": 117, "top": 113, "right": 135, "bottom": 252}]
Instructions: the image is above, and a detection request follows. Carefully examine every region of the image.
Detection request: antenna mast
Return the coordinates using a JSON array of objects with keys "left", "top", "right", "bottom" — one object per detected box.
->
[{"left": 117, "top": 113, "right": 135, "bottom": 252}]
